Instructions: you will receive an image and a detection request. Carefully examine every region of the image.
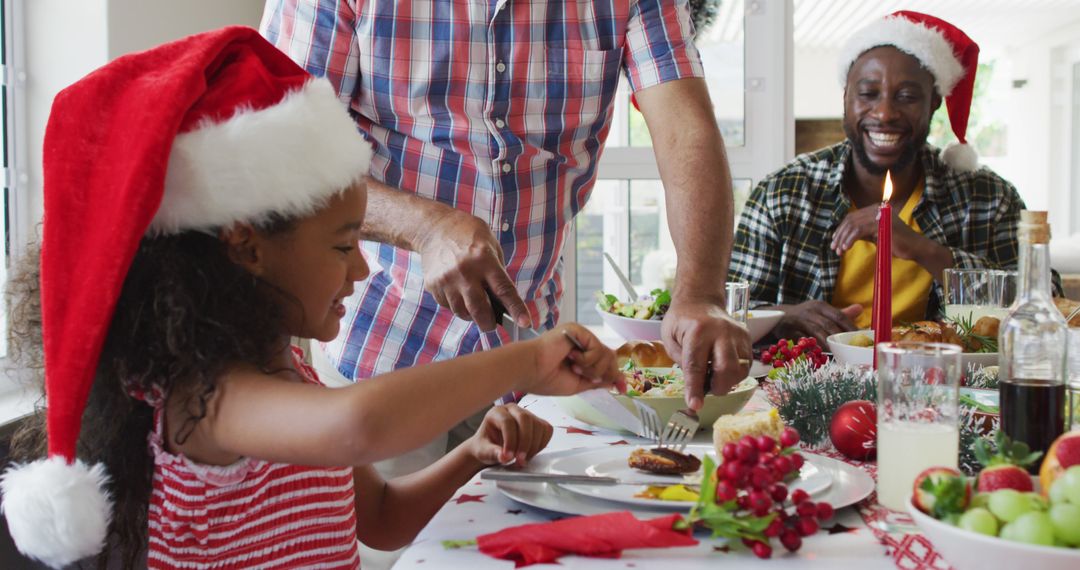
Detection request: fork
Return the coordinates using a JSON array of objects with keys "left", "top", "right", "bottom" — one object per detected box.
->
[
  {"left": 631, "top": 399, "right": 664, "bottom": 442},
  {"left": 659, "top": 408, "right": 698, "bottom": 452},
  {"left": 660, "top": 368, "right": 714, "bottom": 451}
]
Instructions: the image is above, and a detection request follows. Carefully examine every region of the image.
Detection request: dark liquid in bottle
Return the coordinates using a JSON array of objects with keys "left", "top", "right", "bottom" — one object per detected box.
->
[{"left": 1000, "top": 379, "right": 1066, "bottom": 472}]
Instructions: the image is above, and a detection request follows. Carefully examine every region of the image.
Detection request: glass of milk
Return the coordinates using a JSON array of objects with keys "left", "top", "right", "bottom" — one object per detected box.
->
[
  {"left": 942, "top": 268, "right": 1014, "bottom": 323},
  {"left": 875, "top": 342, "right": 962, "bottom": 516}
]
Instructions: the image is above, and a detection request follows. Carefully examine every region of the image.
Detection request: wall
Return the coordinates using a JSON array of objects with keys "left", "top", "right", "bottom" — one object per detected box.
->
[
  {"left": 793, "top": 47, "right": 843, "bottom": 119},
  {"left": 23, "top": 0, "right": 265, "bottom": 235}
]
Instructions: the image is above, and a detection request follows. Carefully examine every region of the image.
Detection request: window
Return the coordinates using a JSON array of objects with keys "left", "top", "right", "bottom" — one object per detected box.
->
[
  {"left": 564, "top": 0, "right": 793, "bottom": 330},
  {"left": 1, "top": 0, "right": 26, "bottom": 379}
]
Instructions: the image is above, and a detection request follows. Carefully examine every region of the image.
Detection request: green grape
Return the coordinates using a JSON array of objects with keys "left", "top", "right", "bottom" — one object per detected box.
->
[
  {"left": 1023, "top": 492, "right": 1049, "bottom": 512},
  {"left": 988, "top": 489, "right": 1033, "bottom": 523},
  {"left": 1049, "top": 478, "right": 1070, "bottom": 505},
  {"left": 1001, "top": 512, "right": 1055, "bottom": 547},
  {"left": 1061, "top": 466, "right": 1080, "bottom": 506},
  {"left": 1048, "top": 503, "right": 1080, "bottom": 546},
  {"left": 958, "top": 508, "right": 999, "bottom": 537},
  {"left": 970, "top": 493, "right": 990, "bottom": 509}
]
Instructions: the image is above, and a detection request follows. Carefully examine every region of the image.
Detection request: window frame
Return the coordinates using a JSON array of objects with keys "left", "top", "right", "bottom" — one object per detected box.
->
[
  {"left": 1, "top": 0, "right": 29, "bottom": 391},
  {"left": 561, "top": 0, "right": 794, "bottom": 322}
]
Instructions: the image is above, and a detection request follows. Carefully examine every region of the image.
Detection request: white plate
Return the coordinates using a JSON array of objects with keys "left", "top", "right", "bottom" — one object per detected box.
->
[
  {"left": 749, "top": 361, "right": 771, "bottom": 378},
  {"left": 552, "top": 444, "right": 831, "bottom": 509},
  {"left": 495, "top": 447, "right": 874, "bottom": 517}
]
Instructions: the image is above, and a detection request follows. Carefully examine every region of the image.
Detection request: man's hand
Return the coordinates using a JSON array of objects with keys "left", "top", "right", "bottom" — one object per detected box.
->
[
  {"left": 830, "top": 206, "right": 954, "bottom": 281},
  {"left": 661, "top": 297, "right": 751, "bottom": 411},
  {"left": 770, "top": 301, "right": 862, "bottom": 346},
  {"left": 415, "top": 209, "right": 530, "bottom": 331}
]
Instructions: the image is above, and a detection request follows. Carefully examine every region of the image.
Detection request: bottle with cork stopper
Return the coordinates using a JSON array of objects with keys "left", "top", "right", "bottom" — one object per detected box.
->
[{"left": 998, "top": 210, "right": 1068, "bottom": 468}]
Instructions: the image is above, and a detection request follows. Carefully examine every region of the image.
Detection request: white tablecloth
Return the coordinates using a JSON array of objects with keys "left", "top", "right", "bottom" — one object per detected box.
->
[{"left": 392, "top": 394, "right": 894, "bottom": 569}]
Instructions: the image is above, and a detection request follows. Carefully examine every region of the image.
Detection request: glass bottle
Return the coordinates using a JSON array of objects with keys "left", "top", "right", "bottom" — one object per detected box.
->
[{"left": 998, "top": 210, "right": 1068, "bottom": 467}]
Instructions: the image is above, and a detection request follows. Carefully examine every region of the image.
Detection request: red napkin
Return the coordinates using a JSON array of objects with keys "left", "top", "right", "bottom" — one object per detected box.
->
[{"left": 476, "top": 512, "right": 698, "bottom": 567}]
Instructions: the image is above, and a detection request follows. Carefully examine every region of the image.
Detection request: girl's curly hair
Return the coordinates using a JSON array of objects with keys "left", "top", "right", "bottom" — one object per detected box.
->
[{"left": 7, "top": 218, "right": 296, "bottom": 569}]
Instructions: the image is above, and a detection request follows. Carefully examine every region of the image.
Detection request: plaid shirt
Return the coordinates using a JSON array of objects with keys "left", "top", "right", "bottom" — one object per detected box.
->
[
  {"left": 261, "top": 1, "right": 702, "bottom": 380},
  {"left": 729, "top": 141, "right": 1028, "bottom": 320}
]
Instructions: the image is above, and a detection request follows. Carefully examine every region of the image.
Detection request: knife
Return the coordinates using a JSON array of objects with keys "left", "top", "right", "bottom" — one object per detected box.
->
[{"left": 481, "top": 469, "right": 682, "bottom": 486}]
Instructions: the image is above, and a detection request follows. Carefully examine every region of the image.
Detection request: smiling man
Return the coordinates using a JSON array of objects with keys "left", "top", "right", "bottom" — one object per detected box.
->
[{"left": 729, "top": 11, "right": 1029, "bottom": 345}]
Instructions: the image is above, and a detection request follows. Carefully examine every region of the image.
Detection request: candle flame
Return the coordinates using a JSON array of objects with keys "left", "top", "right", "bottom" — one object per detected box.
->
[{"left": 883, "top": 171, "right": 894, "bottom": 202}]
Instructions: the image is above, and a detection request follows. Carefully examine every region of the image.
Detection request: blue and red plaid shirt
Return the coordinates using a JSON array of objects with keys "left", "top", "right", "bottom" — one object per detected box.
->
[{"left": 261, "top": 0, "right": 703, "bottom": 382}]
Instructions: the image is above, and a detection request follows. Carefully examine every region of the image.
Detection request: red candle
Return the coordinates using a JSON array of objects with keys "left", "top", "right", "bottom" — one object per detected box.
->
[{"left": 872, "top": 171, "right": 894, "bottom": 368}]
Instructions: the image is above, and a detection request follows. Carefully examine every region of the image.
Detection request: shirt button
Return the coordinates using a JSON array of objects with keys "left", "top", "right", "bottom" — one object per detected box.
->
[
  {"left": 501, "top": 221, "right": 510, "bottom": 231},
  {"left": 495, "top": 118, "right": 506, "bottom": 128},
  {"left": 501, "top": 163, "right": 512, "bottom": 173},
  {"left": 496, "top": 61, "right": 506, "bottom": 73}
]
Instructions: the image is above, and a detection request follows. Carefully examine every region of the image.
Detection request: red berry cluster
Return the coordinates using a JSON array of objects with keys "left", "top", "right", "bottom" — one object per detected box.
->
[
  {"left": 760, "top": 337, "right": 827, "bottom": 369},
  {"left": 716, "top": 427, "right": 834, "bottom": 559}
]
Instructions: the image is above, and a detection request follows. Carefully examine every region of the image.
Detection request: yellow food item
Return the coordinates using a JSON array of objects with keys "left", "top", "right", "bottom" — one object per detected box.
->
[
  {"left": 634, "top": 484, "right": 700, "bottom": 502},
  {"left": 848, "top": 333, "right": 874, "bottom": 347},
  {"left": 712, "top": 409, "right": 785, "bottom": 453}
]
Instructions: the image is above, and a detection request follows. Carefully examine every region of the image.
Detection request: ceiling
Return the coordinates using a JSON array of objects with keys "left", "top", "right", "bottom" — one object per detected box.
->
[{"left": 706, "top": 0, "right": 1080, "bottom": 55}]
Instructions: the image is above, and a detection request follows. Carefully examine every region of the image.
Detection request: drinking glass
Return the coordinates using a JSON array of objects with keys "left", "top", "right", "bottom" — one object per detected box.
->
[
  {"left": 942, "top": 268, "right": 1011, "bottom": 323},
  {"left": 876, "top": 342, "right": 962, "bottom": 513},
  {"left": 726, "top": 281, "right": 749, "bottom": 324}
]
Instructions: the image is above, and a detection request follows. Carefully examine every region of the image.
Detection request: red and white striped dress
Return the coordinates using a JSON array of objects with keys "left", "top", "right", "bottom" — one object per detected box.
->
[{"left": 141, "top": 348, "right": 360, "bottom": 569}]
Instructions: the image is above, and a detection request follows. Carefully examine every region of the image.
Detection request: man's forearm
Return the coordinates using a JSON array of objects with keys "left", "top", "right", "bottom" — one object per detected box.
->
[
  {"left": 638, "top": 79, "right": 734, "bottom": 304},
  {"left": 360, "top": 178, "right": 458, "bottom": 251}
]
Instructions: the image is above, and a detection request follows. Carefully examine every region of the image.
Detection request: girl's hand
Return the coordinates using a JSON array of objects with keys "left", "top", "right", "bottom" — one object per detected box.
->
[
  {"left": 466, "top": 404, "right": 554, "bottom": 467},
  {"left": 523, "top": 323, "right": 625, "bottom": 396}
]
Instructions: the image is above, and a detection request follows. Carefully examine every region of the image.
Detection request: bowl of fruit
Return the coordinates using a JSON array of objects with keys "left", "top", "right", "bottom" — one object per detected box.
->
[{"left": 907, "top": 431, "right": 1080, "bottom": 570}]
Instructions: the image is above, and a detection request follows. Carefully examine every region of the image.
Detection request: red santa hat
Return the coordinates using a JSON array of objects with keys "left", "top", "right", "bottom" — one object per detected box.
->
[
  {"left": 0, "top": 26, "right": 371, "bottom": 568},
  {"left": 838, "top": 10, "right": 981, "bottom": 172}
]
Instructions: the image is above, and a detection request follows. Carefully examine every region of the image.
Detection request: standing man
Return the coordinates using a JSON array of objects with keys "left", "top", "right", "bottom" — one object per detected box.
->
[
  {"left": 730, "top": 11, "right": 1030, "bottom": 345},
  {"left": 261, "top": 0, "right": 749, "bottom": 459}
]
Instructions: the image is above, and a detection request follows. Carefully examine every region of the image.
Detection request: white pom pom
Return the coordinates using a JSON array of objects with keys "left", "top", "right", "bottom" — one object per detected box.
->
[
  {"left": 941, "top": 141, "right": 979, "bottom": 172},
  {"left": 1, "top": 457, "right": 111, "bottom": 569}
]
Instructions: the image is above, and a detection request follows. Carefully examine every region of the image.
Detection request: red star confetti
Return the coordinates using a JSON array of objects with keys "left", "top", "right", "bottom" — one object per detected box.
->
[
  {"left": 826, "top": 523, "right": 858, "bottom": 535},
  {"left": 452, "top": 494, "right": 486, "bottom": 504},
  {"left": 607, "top": 439, "right": 630, "bottom": 445},
  {"left": 560, "top": 425, "right": 596, "bottom": 435}
]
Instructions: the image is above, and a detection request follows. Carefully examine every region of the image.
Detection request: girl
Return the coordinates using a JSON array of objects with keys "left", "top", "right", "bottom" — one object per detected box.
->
[{"left": 1, "top": 27, "right": 623, "bottom": 570}]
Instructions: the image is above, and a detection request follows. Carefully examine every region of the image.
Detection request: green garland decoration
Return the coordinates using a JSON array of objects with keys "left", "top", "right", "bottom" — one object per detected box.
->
[
  {"left": 765, "top": 360, "right": 998, "bottom": 474},
  {"left": 763, "top": 360, "right": 876, "bottom": 449}
]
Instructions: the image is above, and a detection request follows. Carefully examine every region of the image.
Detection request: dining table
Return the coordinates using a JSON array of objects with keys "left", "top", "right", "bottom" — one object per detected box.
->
[{"left": 391, "top": 391, "right": 925, "bottom": 569}]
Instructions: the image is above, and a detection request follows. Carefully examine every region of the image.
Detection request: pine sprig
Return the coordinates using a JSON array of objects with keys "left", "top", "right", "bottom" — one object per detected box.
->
[
  {"left": 763, "top": 360, "right": 876, "bottom": 448},
  {"left": 959, "top": 405, "right": 997, "bottom": 476},
  {"left": 965, "top": 365, "right": 1000, "bottom": 389},
  {"left": 944, "top": 313, "right": 998, "bottom": 353}
]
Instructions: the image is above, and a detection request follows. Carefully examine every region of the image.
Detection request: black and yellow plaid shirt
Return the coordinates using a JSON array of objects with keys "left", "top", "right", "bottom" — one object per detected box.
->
[{"left": 729, "top": 141, "right": 1033, "bottom": 319}]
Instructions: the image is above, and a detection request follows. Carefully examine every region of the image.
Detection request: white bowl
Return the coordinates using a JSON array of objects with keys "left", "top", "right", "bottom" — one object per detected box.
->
[
  {"left": 596, "top": 306, "right": 663, "bottom": 341},
  {"left": 598, "top": 305, "right": 785, "bottom": 343},
  {"left": 907, "top": 496, "right": 1080, "bottom": 570},
  {"left": 826, "top": 329, "right": 998, "bottom": 370},
  {"left": 556, "top": 378, "right": 758, "bottom": 433},
  {"left": 747, "top": 310, "right": 784, "bottom": 343}
]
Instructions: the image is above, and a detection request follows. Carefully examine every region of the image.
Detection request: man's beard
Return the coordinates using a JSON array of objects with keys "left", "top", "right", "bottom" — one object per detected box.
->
[{"left": 844, "top": 121, "right": 924, "bottom": 176}]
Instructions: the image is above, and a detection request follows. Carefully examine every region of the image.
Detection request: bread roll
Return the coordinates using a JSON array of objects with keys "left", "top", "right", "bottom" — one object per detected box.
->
[
  {"left": 712, "top": 409, "right": 785, "bottom": 452},
  {"left": 615, "top": 340, "right": 675, "bottom": 368}
]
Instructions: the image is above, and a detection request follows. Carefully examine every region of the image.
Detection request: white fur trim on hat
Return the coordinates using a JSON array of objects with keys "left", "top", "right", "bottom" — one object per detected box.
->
[
  {"left": 1, "top": 457, "right": 112, "bottom": 568},
  {"left": 941, "top": 141, "right": 979, "bottom": 172},
  {"left": 152, "top": 79, "right": 372, "bottom": 235},
  {"left": 837, "top": 15, "right": 964, "bottom": 97}
]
